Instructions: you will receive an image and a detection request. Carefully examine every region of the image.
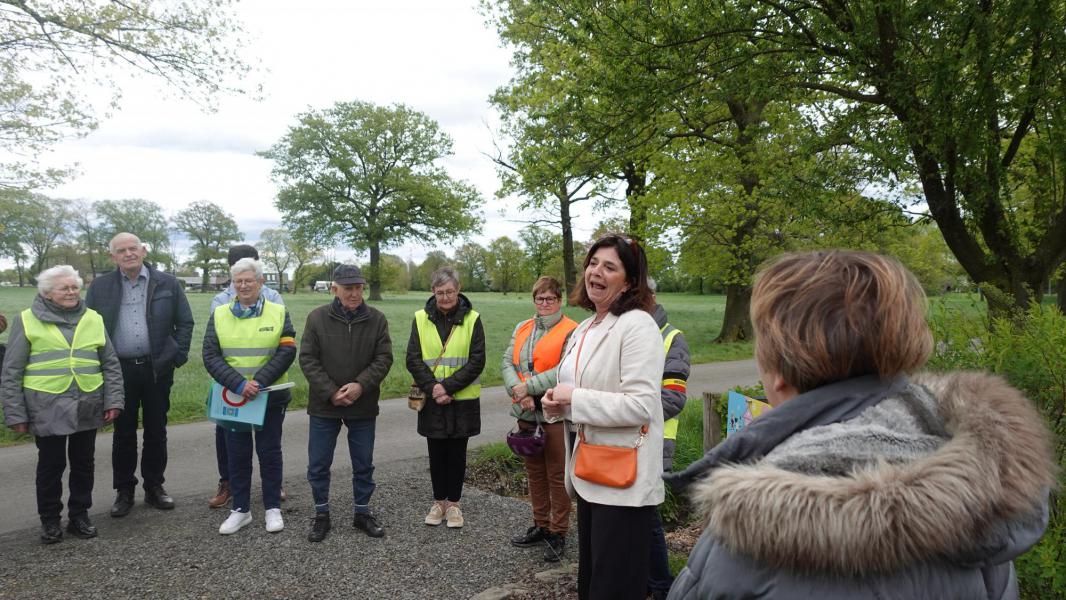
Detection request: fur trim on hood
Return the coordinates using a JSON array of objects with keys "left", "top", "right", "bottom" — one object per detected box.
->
[{"left": 690, "top": 371, "right": 1058, "bottom": 576}]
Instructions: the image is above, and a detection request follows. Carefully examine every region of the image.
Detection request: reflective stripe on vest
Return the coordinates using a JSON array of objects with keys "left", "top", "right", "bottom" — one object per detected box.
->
[
  {"left": 21, "top": 307, "right": 105, "bottom": 393},
  {"left": 512, "top": 315, "right": 578, "bottom": 381},
  {"left": 415, "top": 309, "right": 481, "bottom": 400},
  {"left": 661, "top": 324, "right": 683, "bottom": 441},
  {"left": 213, "top": 300, "right": 289, "bottom": 384}
]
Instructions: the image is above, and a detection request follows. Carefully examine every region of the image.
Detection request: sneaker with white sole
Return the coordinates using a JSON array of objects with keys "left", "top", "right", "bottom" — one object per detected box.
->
[
  {"left": 445, "top": 504, "right": 464, "bottom": 528},
  {"left": 219, "top": 510, "right": 252, "bottom": 535},
  {"left": 265, "top": 508, "right": 284, "bottom": 533},
  {"left": 424, "top": 502, "right": 445, "bottom": 526}
]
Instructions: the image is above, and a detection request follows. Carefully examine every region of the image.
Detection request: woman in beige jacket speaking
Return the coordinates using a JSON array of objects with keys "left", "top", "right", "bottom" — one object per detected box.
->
[{"left": 543, "top": 234, "right": 665, "bottom": 600}]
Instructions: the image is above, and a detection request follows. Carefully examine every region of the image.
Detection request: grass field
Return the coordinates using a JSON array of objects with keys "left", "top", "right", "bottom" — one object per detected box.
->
[{"left": 0, "top": 287, "right": 752, "bottom": 445}]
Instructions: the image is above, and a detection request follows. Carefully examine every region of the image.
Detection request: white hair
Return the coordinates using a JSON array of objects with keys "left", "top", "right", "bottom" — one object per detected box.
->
[
  {"left": 108, "top": 232, "right": 143, "bottom": 253},
  {"left": 230, "top": 257, "right": 264, "bottom": 279},
  {"left": 37, "top": 265, "right": 83, "bottom": 295}
]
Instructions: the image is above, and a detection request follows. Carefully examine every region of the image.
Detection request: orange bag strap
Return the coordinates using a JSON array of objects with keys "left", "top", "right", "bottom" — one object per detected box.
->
[{"left": 578, "top": 424, "right": 648, "bottom": 446}]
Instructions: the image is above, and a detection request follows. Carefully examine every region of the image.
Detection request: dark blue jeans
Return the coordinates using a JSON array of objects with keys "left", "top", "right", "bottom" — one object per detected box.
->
[
  {"left": 215, "top": 424, "right": 228, "bottom": 482},
  {"left": 649, "top": 508, "right": 674, "bottom": 595},
  {"left": 306, "top": 415, "right": 376, "bottom": 514},
  {"left": 224, "top": 405, "right": 285, "bottom": 512}
]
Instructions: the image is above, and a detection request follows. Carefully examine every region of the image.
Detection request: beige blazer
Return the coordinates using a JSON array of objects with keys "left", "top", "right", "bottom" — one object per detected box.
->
[{"left": 561, "top": 309, "right": 665, "bottom": 507}]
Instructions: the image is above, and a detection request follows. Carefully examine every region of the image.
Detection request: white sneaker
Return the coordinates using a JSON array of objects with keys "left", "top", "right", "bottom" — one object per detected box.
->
[
  {"left": 265, "top": 508, "right": 284, "bottom": 533},
  {"left": 219, "top": 510, "right": 252, "bottom": 535}
]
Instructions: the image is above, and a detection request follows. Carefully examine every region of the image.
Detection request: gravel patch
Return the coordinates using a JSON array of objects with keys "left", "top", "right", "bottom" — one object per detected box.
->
[{"left": 0, "top": 457, "right": 563, "bottom": 600}]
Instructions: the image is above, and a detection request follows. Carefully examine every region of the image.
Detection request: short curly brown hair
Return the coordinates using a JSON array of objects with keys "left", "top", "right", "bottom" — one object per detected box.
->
[{"left": 751, "top": 250, "right": 932, "bottom": 393}]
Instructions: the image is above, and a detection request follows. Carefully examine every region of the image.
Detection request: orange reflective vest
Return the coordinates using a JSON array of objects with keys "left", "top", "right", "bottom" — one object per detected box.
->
[{"left": 512, "top": 315, "right": 579, "bottom": 380}]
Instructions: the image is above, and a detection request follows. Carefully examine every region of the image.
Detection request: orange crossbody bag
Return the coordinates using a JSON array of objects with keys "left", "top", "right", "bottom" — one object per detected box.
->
[{"left": 570, "top": 320, "right": 648, "bottom": 489}]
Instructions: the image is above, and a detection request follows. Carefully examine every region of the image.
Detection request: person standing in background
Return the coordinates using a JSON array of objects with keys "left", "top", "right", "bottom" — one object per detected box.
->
[
  {"left": 646, "top": 278, "right": 691, "bottom": 600},
  {"left": 86, "top": 232, "right": 194, "bottom": 518}
]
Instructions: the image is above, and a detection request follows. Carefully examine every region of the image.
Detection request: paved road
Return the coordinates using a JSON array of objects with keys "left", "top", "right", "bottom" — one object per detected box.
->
[{"left": 0, "top": 359, "right": 757, "bottom": 536}]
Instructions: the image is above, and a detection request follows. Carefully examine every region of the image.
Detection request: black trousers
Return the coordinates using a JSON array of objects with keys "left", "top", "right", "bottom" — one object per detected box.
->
[
  {"left": 36, "top": 429, "right": 97, "bottom": 524},
  {"left": 426, "top": 437, "right": 468, "bottom": 502},
  {"left": 577, "top": 495, "right": 656, "bottom": 600},
  {"left": 113, "top": 360, "right": 173, "bottom": 491}
]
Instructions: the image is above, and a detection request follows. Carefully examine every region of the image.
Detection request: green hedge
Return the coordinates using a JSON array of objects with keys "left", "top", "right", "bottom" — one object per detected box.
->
[{"left": 928, "top": 304, "right": 1066, "bottom": 599}]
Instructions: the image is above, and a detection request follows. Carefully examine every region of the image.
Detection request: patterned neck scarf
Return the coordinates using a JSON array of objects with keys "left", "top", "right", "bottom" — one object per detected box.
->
[{"left": 231, "top": 295, "right": 264, "bottom": 319}]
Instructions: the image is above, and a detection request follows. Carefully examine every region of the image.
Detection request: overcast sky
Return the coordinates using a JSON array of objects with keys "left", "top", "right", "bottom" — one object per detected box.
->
[{"left": 37, "top": 0, "right": 620, "bottom": 266}]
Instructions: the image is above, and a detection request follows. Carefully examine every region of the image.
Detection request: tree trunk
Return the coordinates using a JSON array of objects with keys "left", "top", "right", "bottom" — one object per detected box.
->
[
  {"left": 369, "top": 243, "right": 382, "bottom": 301},
  {"left": 623, "top": 161, "right": 648, "bottom": 237},
  {"left": 200, "top": 261, "right": 211, "bottom": 290},
  {"left": 559, "top": 189, "right": 577, "bottom": 302},
  {"left": 715, "top": 283, "right": 753, "bottom": 342}
]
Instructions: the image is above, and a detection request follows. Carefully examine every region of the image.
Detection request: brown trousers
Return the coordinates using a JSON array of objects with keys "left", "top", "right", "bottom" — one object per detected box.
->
[{"left": 521, "top": 419, "right": 570, "bottom": 534}]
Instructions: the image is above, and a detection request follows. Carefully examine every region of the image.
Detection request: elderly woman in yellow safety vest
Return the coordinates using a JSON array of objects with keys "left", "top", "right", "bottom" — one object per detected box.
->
[
  {"left": 406, "top": 266, "right": 486, "bottom": 529},
  {"left": 202, "top": 257, "right": 296, "bottom": 536},
  {"left": 1, "top": 265, "right": 124, "bottom": 545},
  {"left": 501, "top": 276, "right": 577, "bottom": 562}
]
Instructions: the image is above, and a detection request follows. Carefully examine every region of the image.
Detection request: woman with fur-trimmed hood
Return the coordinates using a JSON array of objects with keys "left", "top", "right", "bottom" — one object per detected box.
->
[{"left": 666, "top": 250, "right": 1057, "bottom": 600}]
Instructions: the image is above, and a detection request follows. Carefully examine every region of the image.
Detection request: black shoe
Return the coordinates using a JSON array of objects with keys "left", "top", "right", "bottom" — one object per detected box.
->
[
  {"left": 145, "top": 486, "right": 175, "bottom": 510},
  {"left": 353, "top": 512, "right": 385, "bottom": 538},
  {"left": 511, "top": 525, "right": 548, "bottom": 548},
  {"left": 110, "top": 489, "right": 134, "bottom": 518},
  {"left": 40, "top": 522, "right": 63, "bottom": 545},
  {"left": 307, "top": 513, "right": 331, "bottom": 543},
  {"left": 543, "top": 532, "right": 566, "bottom": 562},
  {"left": 66, "top": 514, "right": 98, "bottom": 539}
]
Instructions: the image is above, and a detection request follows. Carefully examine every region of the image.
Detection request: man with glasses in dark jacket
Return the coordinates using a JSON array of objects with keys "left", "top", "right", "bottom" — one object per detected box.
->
[
  {"left": 86, "top": 232, "right": 194, "bottom": 517},
  {"left": 300, "top": 265, "right": 393, "bottom": 542}
]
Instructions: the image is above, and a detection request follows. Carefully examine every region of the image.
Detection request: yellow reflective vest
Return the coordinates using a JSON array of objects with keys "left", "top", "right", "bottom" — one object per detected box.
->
[
  {"left": 21, "top": 308, "right": 105, "bottom": 394},
  {"left": 661, "top": 325, "right": 682, "bottom": 441},
  {"left": 415, "top": 309, "right": 481, "bottom": 400},
  {"left": 212, "top": 300, "right": 288, "bottom": 385}
]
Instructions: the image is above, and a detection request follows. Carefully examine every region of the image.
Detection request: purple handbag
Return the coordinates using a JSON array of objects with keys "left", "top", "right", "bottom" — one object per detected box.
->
[{"left": 506, "top": 415, "right": 545, "bottom": 457}]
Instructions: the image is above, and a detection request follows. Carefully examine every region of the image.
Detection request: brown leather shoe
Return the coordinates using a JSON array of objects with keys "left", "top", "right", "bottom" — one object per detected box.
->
[{"left": 208, "top": 481, "right": 231, "bottom": 509}]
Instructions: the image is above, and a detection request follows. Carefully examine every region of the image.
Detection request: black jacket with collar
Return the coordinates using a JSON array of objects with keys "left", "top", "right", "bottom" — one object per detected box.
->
[{"left": 85, "top": 263, "right": 195, "bottom": 374}]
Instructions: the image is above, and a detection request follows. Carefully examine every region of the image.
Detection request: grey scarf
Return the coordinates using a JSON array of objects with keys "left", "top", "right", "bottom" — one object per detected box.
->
[{"left": 665, "top": 374, "right": 910, "bottom": 490}]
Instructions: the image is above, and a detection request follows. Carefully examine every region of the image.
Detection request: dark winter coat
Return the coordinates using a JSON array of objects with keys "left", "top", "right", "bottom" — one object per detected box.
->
[
  {"left": 405, "top": 293, "right": 485, "bottom": 439},
  {"left": 652, "top": 303, "right": 691, "bottom": 471},
  {"left": 202, "top": 300, "right": 297, "bottom": 409},
  {"left": 300, "top": 299, "right": 393, "bottom": 421},
  {"left": 1, "top": 296, "right": 125, "bottom": 436},
  {"left": 667, "top": 372, "right": 1057, "bottom": 600},
  {"left": 85, "top": 263, "right": 194, "bottom": 375}
]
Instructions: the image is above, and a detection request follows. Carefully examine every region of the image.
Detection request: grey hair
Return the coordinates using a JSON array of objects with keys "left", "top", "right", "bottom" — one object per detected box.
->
[
  {"left": 230, "top": 257, "right": 264, "bottom": 279},
  {"left": 37, "top": 265, "right": 83, "bottom": 295},
  {"left": 647, "top": 277, "right": 657, "bottom": 293},
  {"left": 430, "top": 266, "right": 460, "bottom": 290},
  {"left": 108, "top": 232, "right": 143, "bottom": 253}
]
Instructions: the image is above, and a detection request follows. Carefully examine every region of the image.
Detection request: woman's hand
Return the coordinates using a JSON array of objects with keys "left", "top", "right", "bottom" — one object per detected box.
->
[
  {"left": 511, "top": 383, "right": 528, "bottom": 400},
  {"left": 519, "top": 396, "right": 535, "bottom": 412},
  {"left": 432, "top": 383, "right": 447, "bottom": 400},
  {"left": 435, "top": 394, "right": 454, "bottom": 405},
  {"left": 542, "top": 384, "right": 573, "bottom": 419},
  {"left": 103, "top": 409, "right": 120, "bottom": 424},
  {"left": 11, "top": 423, "right": 28, "bottom": 433},
  {"left": 242, "top": 380, "right": 262, "bottom": 400}
]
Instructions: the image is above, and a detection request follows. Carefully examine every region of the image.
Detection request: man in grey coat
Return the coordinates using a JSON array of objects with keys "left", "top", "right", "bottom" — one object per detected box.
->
[{"left": 300, "top": 265, "right": 393, "bottom": 542}]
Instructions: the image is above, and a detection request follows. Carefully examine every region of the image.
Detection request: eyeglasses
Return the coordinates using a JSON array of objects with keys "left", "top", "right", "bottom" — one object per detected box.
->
[
  {"left": 434, "top": 290, "right": 457, "bottom": 298},
  {"left": 233, "top": 279, "right": 259, "bottom": 288},
  {"left": 534, "top": 296, "right": 559, "bottom": 305},
  {"left": 54, "top": 286, "right": 81, "bottom": 293}
]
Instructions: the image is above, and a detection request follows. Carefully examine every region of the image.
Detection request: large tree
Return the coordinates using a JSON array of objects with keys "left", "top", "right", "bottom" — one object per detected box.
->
[
  {"left": 0, "top": 0, "right": 253, "bottom": 188},
  {"left": 261, "top": 100, "right": 482, "bottom": 301},
  {"left": 95, "top": 199, "right": 174, "bottom": 270},
  {"left": 256, "top": 228, "right": 293, "bottom": 292},
  {"left": 172, "top": 201, "right": 243, "bottom": 289},
  {"left": 485, "top": 236, "right": 527, "bottom": 294}
]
